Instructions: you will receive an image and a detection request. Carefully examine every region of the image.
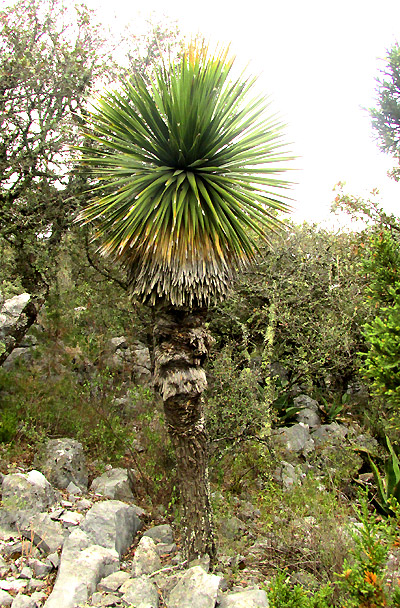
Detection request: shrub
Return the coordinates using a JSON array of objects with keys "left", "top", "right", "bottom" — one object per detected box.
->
[
  {"left": 360, "top": 232, "right": 400, "bottom": 414},
  {"left": 205, "top": 344, "right": 269, "bottom": 446},
  {"left": 336, "top": 497, "right": 400, "bottom": 607},
  {"left": 209, "top": 223, "right": 368, "bottom": 394},
  {"left": 267, "top": 571, "right": 333, "bottom": 607}
]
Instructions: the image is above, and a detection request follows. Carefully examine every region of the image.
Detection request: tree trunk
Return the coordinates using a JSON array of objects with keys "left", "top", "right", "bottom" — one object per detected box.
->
[{"left": 153, "top": 305, "right": 216, "bottom": 562}]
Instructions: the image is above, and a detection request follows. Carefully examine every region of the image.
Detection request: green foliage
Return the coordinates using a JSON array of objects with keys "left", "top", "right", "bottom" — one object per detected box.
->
[
  {"left": 78, "top": 43, "right": 292, "bottom": 307},
  {"left": 360, "top": 231, "right": 400, "bottom": 413},
  {"left": 0, "top": 409, "right": 18, "bottom": 444},
  {"left": 267, "top": 572, "right": 333, "bottom": 608},
  {"left": 272, "top": 397, "right": 302, "bottom": 425},
  {"left": 0, "top": 364, "right": 127, "bottom": 460},
  {"left": 362, "top": 231, "right": 400, "bottom": 304},
  {"left": 337, "top": 497, "right": 396, "bottom": 608},
  {"left": 319, "top": 394, "right": 347, "bottom": 424},
  {"left": 0, "top": 0, "right": 108, "bottom": 296},
  {"left": 369, "top": 436, "right": 400, "bottom": 516},
  {"left": 206, "top": 344, "right": 267, "bottom": 446},
  {"left": 370, "top": 43, "right": 400, "bottom": 160},
  {"left": 0, "top": 0, "right": 182, "bottom": 367},
  {"left": 209, "top": 222, "right": 368, "bottom": 393}
]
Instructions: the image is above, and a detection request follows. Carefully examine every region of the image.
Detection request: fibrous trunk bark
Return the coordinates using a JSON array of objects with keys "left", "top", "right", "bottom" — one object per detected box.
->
[{"left": 153, "top": 305, "right": 216, "bottom": 562}]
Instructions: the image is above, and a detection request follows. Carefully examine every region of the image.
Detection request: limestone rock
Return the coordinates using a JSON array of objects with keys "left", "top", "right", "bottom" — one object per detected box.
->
[
  {"left": 121, "top": 576, "right": 159, "bottom": 607},
  {"left": 106, "top": 337, "right": 151, "bottom": 384},
  {"left": 0, "top": 589, "right": 13, "bottom": 607},
  {"left": 0, "top": 580, "right": 28, "bottom": 594},
  {"left": 294, "top": 395, "right": 321, "bottom": 428},
  {"left": 80, "top": 500, "right": 141, "bottom": 558},
  {"left": 132, "top": 536, "right": 161, "bottom": 577},
  {"left": 36, "top": 438, "right": 88, "bottom": 491},
  {"left": 28, "top": 558, "right": 53, "bottom": 579},
  {"left": 167, "top": 565, "right": 222, "bottom": 608},
  {"left": 218, "top": 516, "right": 245, "bottom": 540},
  {"left": 218, "top": 588, "right": 269, "bottom": 607},
  {"left": 43, "top": 528, "right": 119, "bottom": 608},
  {"left": 18, "top": 512, "right": 67, "bottom": 554},
  {"left": 91, "top": 468, "right": 135, "bottom": 502},
  {"left": 10, "top": 595, "right": 38, "bottom": 608},
  {"left": 275, "top": 461, "right": 303, "bottom": 489},
  {"left": 97, "top": 570, "right": 132, "bottom": 592},
  {"left": 154, "top": 542, "right": 177, "bottom": 556},
  {"left": 275, "top": 423, "right": 314, "bottom": 455},
  {"left": 143, "top": 524, "right": 174, "bottom": 545},
  {"left": 1, "top": 471, "right": 57, "bottom": 515},
  {"left": 312, "top": 423, "right": 348, "bottom": 446},
  {"left": 0, "top": 293, "right": 31, "bottom": 334}
]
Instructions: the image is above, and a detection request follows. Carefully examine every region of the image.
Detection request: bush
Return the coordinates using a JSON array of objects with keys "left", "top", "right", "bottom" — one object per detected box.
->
[
  {"left": 209, "top": 222, "right": 368, "bottom": 395},
  {"left": 337, "top": 496, "right": 400, "bottom": 607},
  {"left": 206, "top": 344, "right": 268, "bottom": 446},
  {"left": 360, "top": 232, "right": 400, "bottom": 415},
  {"left": 267, "top": 571, "right": 333, "bottom": 607}
]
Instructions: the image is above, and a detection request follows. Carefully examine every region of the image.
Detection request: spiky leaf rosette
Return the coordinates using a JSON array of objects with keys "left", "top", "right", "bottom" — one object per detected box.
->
[{"left": 78, "top": 45, "right": 292, "bottom": 307}]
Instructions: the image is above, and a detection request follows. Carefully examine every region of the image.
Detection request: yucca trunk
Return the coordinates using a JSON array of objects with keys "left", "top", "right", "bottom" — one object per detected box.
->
[{"left": 153, "top": 306, "right": 216, "bottom": 561}]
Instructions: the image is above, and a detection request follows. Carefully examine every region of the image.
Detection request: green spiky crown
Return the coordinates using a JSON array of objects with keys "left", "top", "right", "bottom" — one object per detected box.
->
[{"left": 78, "top": 44, "right": 292, "bottom": 306}]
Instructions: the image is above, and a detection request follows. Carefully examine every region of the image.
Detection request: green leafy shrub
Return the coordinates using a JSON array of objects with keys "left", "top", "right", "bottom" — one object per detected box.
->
[
  {"left": 360, "top": 231, "right": 400, "bottom": 417},
  {"left": 267, "top": 571, "right": 333, "bottom": 607},
  {"left": 0, "top": 408, "right": 18, "bottom": 443},
  {"left": 369, "top": 436, "right": 400, "bottom": 516},
  {"left": 336, "top": 497, "right": 397, "bottom": 608},
  {"left": 206, "top": 344, "right": 268, "bottom": 446},
  {"left": 209, "top": 223, "right": 368, "bottom": 395}
]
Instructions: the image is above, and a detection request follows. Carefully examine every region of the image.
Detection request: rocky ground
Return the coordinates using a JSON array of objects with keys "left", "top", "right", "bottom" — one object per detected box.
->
[{"left": 0, "top": 438, "right": 270, "bottom": 608}]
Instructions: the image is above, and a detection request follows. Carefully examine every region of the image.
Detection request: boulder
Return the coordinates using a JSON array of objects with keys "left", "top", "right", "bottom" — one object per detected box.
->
[
  {"left": 121, "top": 576, "right": 159, "bottom": 607},
  {"left": 167, "top": 565, "right": 222, "bottom": 608},
  {"left": 0, "top": 293, "right": 31, "bottom": 334},
  {"left": 10, "top": 595, "right": 38, "bottom": 608},
  {"left": 294, "top": 395, "right": 321, "bottom": 428},
  {"left": 132, "top": 536, "right": 161, "bottom": 577},
  {"left": 275, "top": 461, "right": 303, "bottom": 489},
  {"left": 143, "top": 524, "right": 174, "bottom": 545},
  {"left": 0, "top": 589, "right": 12, "bottom": 607},
  {"left": 1, "top": 471, "right": 57, "bottom": 515},
  {"left": 218, "top": 588, "right": 269, "bottom": 607},
  {"left": 28, "top": 558, "right": 53, "bottom": 579},
  {"left": 17, "top": 512, "right": 67, "bottom": 554},
  {"left": 36, "top": 438, "right": 88, "bottom": 491},
  {"left": 218, "top": 516, "right": 245, "bottom": 540},
  {"left": 80, "top": 500, "right": 141, "bottom": 558},
  {"left": 275, "top": 423, "right": 314, "bottom": 455},
  {"left": 11, "top": 595, "right": 38, "bottom": 608},
  {"left": 312, "top": 423, "right": 348, "bottom": 446},
  {"left": 91, "top": 468, "right": 135, "bottom": 502},
  {"left": 97, "top": 570, "right": 132, "bottom": 592},
  {"left": 2, "top": 346, "right": 36, "bottom": 370},
  {"left": 43, "top": 528, "right": 119, "bottom": 608},
  {"left": 106, "top": 337, "right": 151, "bottom": 384}
]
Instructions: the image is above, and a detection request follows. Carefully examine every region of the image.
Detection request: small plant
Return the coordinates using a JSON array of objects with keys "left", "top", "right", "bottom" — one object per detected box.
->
[
  {"left": 336, "top": 496, "right": 397, "bottom": 607},
  {"left": 272, "top": 388, "right": 304, "bottom": 426},
  {"left": 0, "top": 409, "right": 18, "bottom": 443},
  {"left": 319, "top": 393, "right": 347, "bottom": 423},
  {"left": 369, "top": 436, "right": 400, "bottom": 516},
  {"left": 267, "top": 571, "right": 333, "bottom": 607}
]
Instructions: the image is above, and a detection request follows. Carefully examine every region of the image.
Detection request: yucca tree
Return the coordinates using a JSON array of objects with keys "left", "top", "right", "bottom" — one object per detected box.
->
[{"left": 78, "top": 44, "right": 292, "bottom": 560}]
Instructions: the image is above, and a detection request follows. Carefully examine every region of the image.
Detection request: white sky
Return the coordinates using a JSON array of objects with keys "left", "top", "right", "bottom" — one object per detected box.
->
[{"left": 83, "top": 0, "right": 400, "bottom": 224}]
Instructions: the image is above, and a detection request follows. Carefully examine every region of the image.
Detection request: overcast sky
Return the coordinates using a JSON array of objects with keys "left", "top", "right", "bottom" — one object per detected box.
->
[{"left": 87, "top": 0, "right": 400, "bottom": 225}]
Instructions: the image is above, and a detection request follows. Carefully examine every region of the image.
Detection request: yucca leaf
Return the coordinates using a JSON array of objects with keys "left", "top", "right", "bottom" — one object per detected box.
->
[
  {"left": 77, "top": 43, "right": 293, "bottom": 306},
  {"left": 369, "top": 455, "right": 388, "bottom": 506}
]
